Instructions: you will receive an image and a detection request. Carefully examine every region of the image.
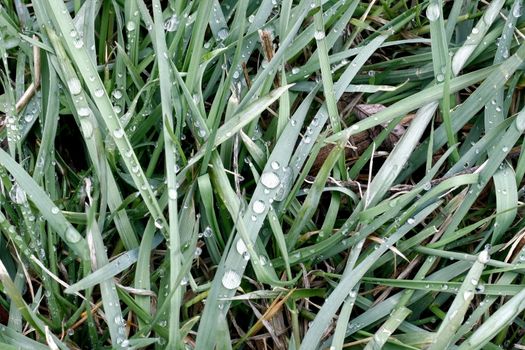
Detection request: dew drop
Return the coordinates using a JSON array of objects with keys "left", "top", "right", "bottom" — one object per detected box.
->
[
  {"left": 65, "top": 227, "right": 81, "bottom": 243},
  {"left": 217, "top": 28, "right": 229, "bottom": 41},
  {"left": 51, "top": 207, "right": 60, "bottom": 215},
  {"left": 154, "top": 218, "right": 164, "bottom": 229},
  {"left": 126, "top": 21, "right": 136, "bottom": 32},
  {"left": 314, "top": 31, "right": 325, "bottom": 40},
  {"left": 67, "top": 78, "right": 82, "bottom": 95},
  {"left": 77, "top": 106, "right": 91, "bottom": 117},
  {"left": 9, "top": 183, "right": 26, "bottom": 204},
  {"left": 113, "top": 128, "right": 125, "bottom": 139},
  {"left": 426, "top": 3, "right": 440, "bottom": 21},
  {"left": 164, "top": 14, "right": 179, "bottom": 32},
  {"left": 252, "top": 200, "right": 266, "bottom": 214},
  {"left": 260, "top": 172, "right": 280, "bottom": 189},
  {"left": 221, "top": 270, "right": 241, "bottom": 289},
  {"left": 513, "top": 3, "right": 522, "bottom": 17},
  {"left": 236, "top": 239, "right": 247, "bottom": 255},
  {"left": 112, "top": 89, "right": 123, "bottom": 100},
  {"left": 203, "top": 226, "right": 213, "bottom": 238},
  {"left": 94, "top": 88, "right": 104, "bottom": 98}
]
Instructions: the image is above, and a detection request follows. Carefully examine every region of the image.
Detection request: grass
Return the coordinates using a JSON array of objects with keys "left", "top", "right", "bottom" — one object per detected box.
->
[{"left": 1, "top": 0, "right": 525, "bottom": 349}]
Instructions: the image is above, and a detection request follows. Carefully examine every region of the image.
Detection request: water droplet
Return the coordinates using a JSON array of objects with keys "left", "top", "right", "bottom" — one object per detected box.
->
[
  {"left": 67, "top": 78, "right": 82, "bottom": 95},
  {"left": 65, "top": 227, "right": 81, "bottom": 243},
  {"left": 194, "top": 247, "right": 202, "bottom": 256},
  {"left": 260, "top": 172, "right": 280, "bottom": 189},
  {"left": 407, "top": 218, "right": 415, "bottom": 225},
  {"left": 513, "top": 3, "right": 522, "bottom": 17},
  {"left": 471, "top": 27, "right": 479, "bottom": 35},
  {"left": 502, "top": 146, "right": 509, "bottom": 152},
  {"left": 112, "top": 89, "right": 123, "bottom": 100},
  {"left": 516, "top": 116, "right": 525, "bottom": 131},
  {"left": 154, "top": 218, "right": 164, "bottom": 229},
  {"left": 113, "top": 128, "right": 125, "bottom": 139},
  {"left": 478, "top": 249, "right": 490, "bottom": 263},
  {"left": 236, "top": 239, "right": 247, "bottom": 255},
  {"left": 252, "top": 200, "right": 266, "bottom": 214},
  {"left": 94, "top": 88, "right": 104, "bottom": 98},
  {"left": 221, "top": 270, "right": 241, "bottom": 289},
  {"left": 73, "top": 37, "right": 84, "bottom": 49},
  {"left": 436, "top": 73, "right": 444, "bottom": 82},
  {"left": 203, "top": 226, "right": 213, "bottom": 238},
  {"left": 77, "top": 106, "right": 91, "bottom": 117},
  {"left": 426, "top": 3, "right": 440, "bottom": 21},
  {"left": 126, "top": 21, "right": 136, "bottom": 31},
  {"left": 164, "top": 14, "right": 179, "bottom": 32},
  {"left": 51, "top": 207, "right": 60, "bottom": 214},
  {"left": 463, "top": 290, "right": 473, "bottom": 301},
  {"left": 81, "top": 119, "right": 94, "bottom": 139},
  {"left": 259, "top": 255, "right": 268, "bottom": 266},
  {"left": 168, "top": 188, "right": 177, "bottom": 200},
  {"left": 314, "top": 31, "right": 325, "bottom": 40},
  {"left": 217, "top": 28, "right": 229, "bottom": 41},
  {"left": 291, "top": 67, "right": 300, "bottom": 74},
  {"left": 248, "top": 15, "right": 255, "bottom": 23}
]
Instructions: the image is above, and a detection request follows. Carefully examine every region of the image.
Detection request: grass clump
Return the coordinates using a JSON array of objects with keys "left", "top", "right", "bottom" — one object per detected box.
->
[{"left": 1, "top": 0, "right": 525, "bottom": 349}]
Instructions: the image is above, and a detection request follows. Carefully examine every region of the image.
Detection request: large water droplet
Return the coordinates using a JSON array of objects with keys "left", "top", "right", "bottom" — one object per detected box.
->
[
  {"left": 51, "top": 207, "right": 60, "bottom": 215},
  {"left": 126, "top": 21, "right": 136, "bottom": 32},
  {"left": 67, "top": 78, "right": 82, "bottom": 95},
  {"left": 112, "top": 89, "right": 123, "bottom": 100},
  {"left": 164, "top": 14, "right": 179, "bottom": 32},
  {"left": 81, "top": 119, "right": 94, "bottom": 139},
  {"left": 77, "top": 106, "right": 91, "bottom": 117},
  {"left": 513, "top": 3, "right": 521, "bottom": 17},
  {"left": 314, "top": 31, "right": 325, "bottom": 40},
  {"left": 217, "top": 28, "right": 229, "bottom": 41},
  {"left": 236, "top": 239, "right": 247, "bottom": 255},
  {"left": 94, "top": 88, "right": 104, "bottom": 98},
  {"left": 154, "top": 218, "right": 164, "bottom": 229},
  {"left": 203, "top": 226, "right": 213, "bottom": 238},
  {"left": 426, "top": 3, "right": 440, "bottom": 21},
  {"left": 252, "top": 200, "right": 266, "bottom": 214},
  {"left": 65, "top": 227, "right": 81, "bottom": 243},
  {"left": 113, "top": 128, "right": 125, "bottom": 139},
  {"left": 260, "top": 172, "right": 280, "bottom": 189},
  {"left": 516, "top": 116, "right": 525, "bottom": 132},
  {"left": 9, "top": 183, "right": 26, "bottom": 204},
  {"left": 221, "top": 270, "right": 241, "bottom": 289}
]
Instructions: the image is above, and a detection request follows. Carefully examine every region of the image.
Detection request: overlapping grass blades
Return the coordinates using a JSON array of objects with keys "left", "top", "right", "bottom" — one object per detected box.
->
[{"left": 1, "top": 0, "right": 525, "bottom": 349}]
